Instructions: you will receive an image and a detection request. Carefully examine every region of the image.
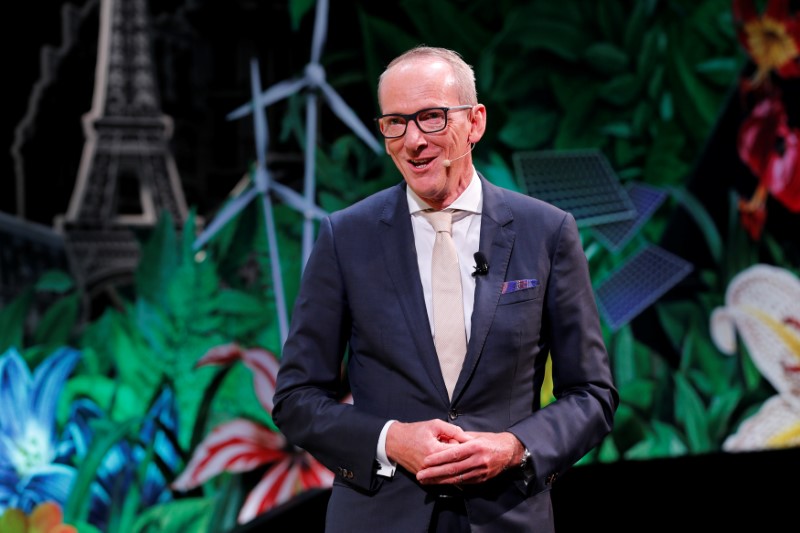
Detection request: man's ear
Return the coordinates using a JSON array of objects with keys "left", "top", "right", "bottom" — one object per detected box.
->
[{"left": 469, "top": 104, "right": 487, "bottom": 143}]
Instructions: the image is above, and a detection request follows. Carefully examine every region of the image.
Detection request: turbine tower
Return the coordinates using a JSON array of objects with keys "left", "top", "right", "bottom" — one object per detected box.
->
[{"left": 193, "top": 0, "right": 382, "bottom": 346}]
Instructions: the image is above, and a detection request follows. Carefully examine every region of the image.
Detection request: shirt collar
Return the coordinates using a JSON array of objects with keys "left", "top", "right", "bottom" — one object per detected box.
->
[{"left": 406, "top": 168, "right": 483, "bottom": 215}]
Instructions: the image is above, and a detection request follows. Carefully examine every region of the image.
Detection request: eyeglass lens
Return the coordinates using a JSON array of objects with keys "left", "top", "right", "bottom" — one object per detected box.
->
[{"left": 379, "top": 108, "right": 448, "bottom": 138}]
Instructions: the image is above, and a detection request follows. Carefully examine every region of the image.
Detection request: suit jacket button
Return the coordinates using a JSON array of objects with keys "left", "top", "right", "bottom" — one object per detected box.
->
[{"left": 448, "top": 409, "right": 459, "bottom": 420}]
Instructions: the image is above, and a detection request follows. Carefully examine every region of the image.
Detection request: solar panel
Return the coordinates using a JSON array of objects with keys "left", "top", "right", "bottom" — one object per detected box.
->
[
  {"left": 591, "top": 183, "right": 668, "bottom": 253},
  {"left": 513, "top": 149, "right": 637, "bottom": 227},
  {"left": 595, "top": 244, "right": 693, "bottom": 331}
]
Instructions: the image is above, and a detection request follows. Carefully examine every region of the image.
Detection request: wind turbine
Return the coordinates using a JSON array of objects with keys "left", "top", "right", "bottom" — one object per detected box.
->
[
  {"left": 226, "top": 0, "right": 383, "bottom": 267},
  {"left": 193, "top": 0, "right": 382, "bottom": 346}
]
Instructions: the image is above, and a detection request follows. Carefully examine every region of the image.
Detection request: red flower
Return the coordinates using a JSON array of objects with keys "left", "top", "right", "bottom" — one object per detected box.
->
[
  {"left": 172, "top": 343, "right": 336, "bottom": 524},
  {"left": 736, "top": 90, "right": 800, "bottom": 238},
  {"left": 738, "top": 196, "right": 768, "bottom": 240},
  {"left": 733, "top": 0, "right": 800, "bottom": 88}
]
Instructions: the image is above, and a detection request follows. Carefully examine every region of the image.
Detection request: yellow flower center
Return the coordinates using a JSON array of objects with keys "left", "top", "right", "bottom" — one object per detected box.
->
[
  {"left": 744, "top": 16, "right": 799, "bottom": 83},
  {"left": 766, "top": 422, "right": 800, "bottom": 448}
]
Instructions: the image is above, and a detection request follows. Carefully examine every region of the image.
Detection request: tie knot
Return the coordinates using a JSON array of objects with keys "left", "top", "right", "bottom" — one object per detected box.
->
[{"left": 422, "top": 210, "right": 453, "bottom": 234}]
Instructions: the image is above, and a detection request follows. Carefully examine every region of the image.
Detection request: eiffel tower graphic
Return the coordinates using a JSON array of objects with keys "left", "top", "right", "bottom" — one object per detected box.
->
[{"left": 55, "top": 0, "right": 190, "bottom": 308}]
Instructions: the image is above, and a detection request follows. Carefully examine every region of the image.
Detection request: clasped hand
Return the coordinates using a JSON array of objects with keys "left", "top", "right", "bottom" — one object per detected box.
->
[{"left": 385, "top": 419, "right": 522, "bottom": 486}]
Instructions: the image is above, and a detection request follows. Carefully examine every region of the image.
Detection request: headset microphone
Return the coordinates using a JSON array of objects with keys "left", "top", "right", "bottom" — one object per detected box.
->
[{"left": 442, "top": 144, "right": 475, "bottom": 167}]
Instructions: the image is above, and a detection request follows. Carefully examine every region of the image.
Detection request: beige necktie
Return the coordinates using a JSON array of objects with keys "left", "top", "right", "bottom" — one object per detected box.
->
[{"left": 422, "top": 210, "right": 467, "bottom": 399}]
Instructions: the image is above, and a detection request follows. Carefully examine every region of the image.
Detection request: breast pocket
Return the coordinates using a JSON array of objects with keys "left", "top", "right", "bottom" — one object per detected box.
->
[{"left": 497, "top": 283, "right": 541, "bottom": 305}]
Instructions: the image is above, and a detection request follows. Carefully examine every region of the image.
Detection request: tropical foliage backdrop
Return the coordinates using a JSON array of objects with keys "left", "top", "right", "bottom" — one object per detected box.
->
[{"left": 1, "top": 0, "right": 798, "bottom": 531}]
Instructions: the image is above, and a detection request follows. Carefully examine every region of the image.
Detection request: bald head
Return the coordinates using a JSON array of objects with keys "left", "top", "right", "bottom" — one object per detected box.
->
[{"left": 378, "top": 46, "right": 478, "bottom": 110}]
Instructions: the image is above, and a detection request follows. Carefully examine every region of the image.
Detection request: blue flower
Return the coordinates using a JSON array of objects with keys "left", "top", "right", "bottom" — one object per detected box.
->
[
  {"left": 56, "top": 387, "right": 180, "bottom": 531},
  {"left": 0, "top": 346, "right": 81, "bottom": 514}
]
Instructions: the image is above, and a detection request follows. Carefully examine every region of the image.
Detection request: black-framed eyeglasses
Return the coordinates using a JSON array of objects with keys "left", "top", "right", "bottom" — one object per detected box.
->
[{"left": 374, "top": 105, "right": 473, "bottom": 139}]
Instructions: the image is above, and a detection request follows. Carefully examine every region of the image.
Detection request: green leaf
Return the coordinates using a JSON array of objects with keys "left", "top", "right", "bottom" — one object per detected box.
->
[
  {"left": 707, "top": 386, "right": 744, "bottom": 444},
  {"left": 34, "top": 269, "right": 75, "bottom": 293},
  {"left": 607, "top": 403, "right": 647, "bottom": 453},
  {"left": 695, "top": 57, "right": 742, "bottom": 87},
  {"left": 638, "top": 28, "right": 666, "bottom": 80},
  {"left": 498, "top": 107, "right": 559, "bottom": 150},
  {"left": 613, "top": 137, "right": 647, "bottom": 168},
  {"left": 136, "top": 212, "right": 180, "bottom": 308},
  {"left": 65, "top": 418, "right": 142, "bottom": 525},
  {"left": 32, "top": 292, "right": 80, "bottom": 348},
  {"left": 692, "top": 329, "right": 739, "bottom": 395},
  {"left": 624, "top": 420, "right": 688, "bottom": 459},
  {"left": 667, "top": 185, "right": 723, "bottom": 264},
  {"left": 739, "top": 341, "right": 764, "bottom": 392},
  {"left": 596, "top": 434, "right": 620, "bottom": 463},
  {"left": 130, "top": 497, "right": 215, "bottom": 533},
  {"left": 611, "top": 324, "right": 636, "bottom": 387},
  {"left": 69, "top": 522, "right": 102, "bottom": 533},
  {"left": 288, "top": 0, "right": 316, "bottom": 32},
  {"left": 583, "top": 42, "right": 629, "bottom": 75},
  {"left": 0, "top": 287, "right": 33, "bottom": 353},
  {"left": 61, "top": 375, "right": 143, "bottom": 422},
  {"left": 597, "top": 74, "right": 642, "bottom": 106},
  {"left": 478, "top": 151, "right": 522, "bottom": 193},
  {"left": 601, "top": 122, "right": 634, "bottom": 139},
  {"left": 205, "top": 473, "right": 245, "bottom": 533},
  {"left": 400, "top": 0, "right": 493, "bottom": 56},
  {"left": 658, "top": 89, "right": 673, "bottom": 121},
  {"left": 631, "top": 101, "right": 655, "bottom": 138},
  {"left": 622, "top": 0, "right": 653, "bottom": 53},
  {"left": 553, "top": 88, "right": 608, "bottom": 149},
  {"left": 216, "top": 289, "right": 267, "bottom": 315},
  {"left": 596, "top": 0, "right": 626, "bottom": 43},
  {"left": 665, "top": 25, "right": 729, "bottom": 145},
  {"left": 490, "top": 60, "right": 550, "bottom": 102},
  {"left": 359, "top": 13, "right": 421, "bottom": 80},
  {"left": 112, "top": 435, "right": 148, "bottom": 533},
  {"left": 513, "top": 19, "right": 592, "bottom": 62},
  {"left": 643, "top": 122, "right": 689, "bottom": 185},
  {"left": 673, "top": 372, "right": 712, "bottom": 453},
  {"left": 618, "top": 378, "right": 657, "bottom": 411}
]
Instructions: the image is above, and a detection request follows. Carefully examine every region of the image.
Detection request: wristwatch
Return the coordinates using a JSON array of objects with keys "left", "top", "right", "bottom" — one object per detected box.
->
[
  {"left": 519, "top": 447, "right": 531, "bottom": 470},
  {"left": 519, "top": 447, "right": 534, "bottom": 482}
]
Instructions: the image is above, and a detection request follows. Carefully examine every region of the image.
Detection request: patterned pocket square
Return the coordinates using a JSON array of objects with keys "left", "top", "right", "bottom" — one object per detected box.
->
[{"left": 501, "top": 279, "right": 539, "bottom": 294}]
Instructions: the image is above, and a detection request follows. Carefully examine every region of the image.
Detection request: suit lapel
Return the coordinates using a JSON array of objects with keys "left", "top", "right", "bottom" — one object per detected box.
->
[
  {"left": 379, "top": 184, "right": 451, "bottom": 403},
  {"left": 452, "top": 177, "right": 515, "bottom": 401}
]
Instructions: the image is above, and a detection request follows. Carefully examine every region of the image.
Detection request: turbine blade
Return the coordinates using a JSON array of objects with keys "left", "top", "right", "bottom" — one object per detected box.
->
[
  {"left": 271, "top": 182, "right": 328, "bottom": 220},
  {"left": 250, "top": 60, "right": 270, "bottom": 165},
  {"left": 226, "top": 77, "right": 309, "bottom": 121},
  {"left": 193, "top": 186, "right": 259, "bottom": 250},
  {"left": 310, "top": 0, "right": 329, "bottom": 64},
  {"left": 319, "top": 82, "right": 383, "bottom": 153}
]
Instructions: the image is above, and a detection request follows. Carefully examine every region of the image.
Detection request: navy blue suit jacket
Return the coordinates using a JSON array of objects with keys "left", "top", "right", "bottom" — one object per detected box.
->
[{"left": 273, "top": 175, "right": 618, "bottom": 532}]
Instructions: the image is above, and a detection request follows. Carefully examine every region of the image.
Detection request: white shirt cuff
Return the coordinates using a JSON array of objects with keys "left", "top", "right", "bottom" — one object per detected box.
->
[{"left": 376, "top": 420, "right": 397, "bottom": 478}]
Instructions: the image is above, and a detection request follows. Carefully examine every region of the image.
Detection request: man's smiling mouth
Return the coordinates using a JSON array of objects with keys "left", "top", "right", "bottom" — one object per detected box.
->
[{"left": 410, "top": 157, "right": 435, "bottom": 168}]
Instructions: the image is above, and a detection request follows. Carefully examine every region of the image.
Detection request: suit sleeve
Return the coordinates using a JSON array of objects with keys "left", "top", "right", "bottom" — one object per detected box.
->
[
  {"left": 272, "top": 216, "right": 387, "bottom": 492},
  {"left": 508, "top": 212, "right": 618, "bottom": 490}
]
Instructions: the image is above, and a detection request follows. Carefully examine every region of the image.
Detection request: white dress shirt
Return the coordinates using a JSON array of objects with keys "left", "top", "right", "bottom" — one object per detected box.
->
[{"left": 376, "top": 169, "right": 484, "bottom": 477}]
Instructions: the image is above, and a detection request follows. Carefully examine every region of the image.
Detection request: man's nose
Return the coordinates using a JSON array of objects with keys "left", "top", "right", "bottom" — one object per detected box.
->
[{"left": 404, "top": 120, "right": 427, "bottom": 146}]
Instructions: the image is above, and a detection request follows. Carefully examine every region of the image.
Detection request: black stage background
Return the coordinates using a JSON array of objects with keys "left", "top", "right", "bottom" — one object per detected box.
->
[{"left": 232, "top": 447, "right": 799, "bottom": 532}]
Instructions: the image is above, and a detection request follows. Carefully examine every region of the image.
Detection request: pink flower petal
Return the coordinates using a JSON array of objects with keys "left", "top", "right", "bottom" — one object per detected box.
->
[
  {"left": 171, "top": 419, "right": 287, "bottom": 491},
  {"left": 236, "top": 452, "right": 334, "bottom": 524},
  {"left": 195, "top": 344, "right": 281, "bottom": 413},
  {"left": 238, "top": 459, "right": 297, "bottom": 523},
  {"left": 195, "top": 343, "right": 244, "bottom": 368},
  {"left": 240, "top": 348, "right": 281, "bottom": 413}
]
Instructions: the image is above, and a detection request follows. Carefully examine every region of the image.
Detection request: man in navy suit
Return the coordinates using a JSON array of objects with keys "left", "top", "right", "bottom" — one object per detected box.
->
[{"left": 273, "top": 45, "right": 618, "bottom": 532}]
